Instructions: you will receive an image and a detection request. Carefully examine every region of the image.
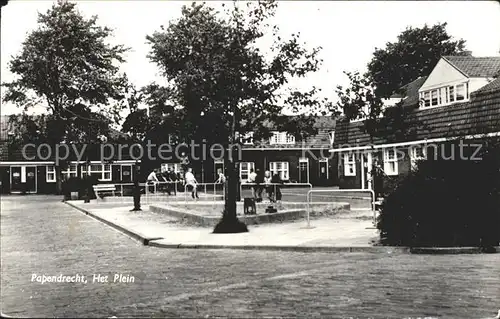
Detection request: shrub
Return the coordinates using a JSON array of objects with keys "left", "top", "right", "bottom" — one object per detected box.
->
[{"left": 377, "top": 140, "right": 500, "bottom": 248}]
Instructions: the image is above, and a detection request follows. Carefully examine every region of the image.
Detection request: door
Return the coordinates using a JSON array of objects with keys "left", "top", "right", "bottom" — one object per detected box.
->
[
  {"left": 121, "top": 165, "right": 133, "bottom": 182},
  {"left": 25, "top": 166, "right": 37, "bottom": 193},
  {"left": 10, "top": 166, "right": 22, "bottom": 193},
  {"left": 318, "top": 159, "right": 329, "bottom": 185},
  {"left": 298, "top": 158, "right": 309, "bottom": 184}
]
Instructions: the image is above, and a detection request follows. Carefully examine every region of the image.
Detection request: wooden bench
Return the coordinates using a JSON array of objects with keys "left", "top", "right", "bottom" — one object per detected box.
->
[{"left": 92, "top": 184, "right": 118, "bottom": 199}]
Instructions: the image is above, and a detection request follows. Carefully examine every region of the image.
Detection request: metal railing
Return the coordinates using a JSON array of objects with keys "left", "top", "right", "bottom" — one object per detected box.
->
[
  {"left": 240, "top": 182, "right": 313, "bottom": 202},
  {"left": 184, "top": 182, "right": 225, "bottom": 203},
  {"left": 306, "top": 189, "right": 376, "bottom": 228}
]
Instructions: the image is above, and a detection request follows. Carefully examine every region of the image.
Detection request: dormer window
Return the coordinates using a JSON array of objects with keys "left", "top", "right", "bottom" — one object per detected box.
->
[
  {"left": 240, "top": 132, "right": 254, "bottom": 145},
  {"left": 269, "top": 132, "right": 295, "bottom": 145},
  {"left": 419, "top": 82, "right": 469, "bottom": 108}
]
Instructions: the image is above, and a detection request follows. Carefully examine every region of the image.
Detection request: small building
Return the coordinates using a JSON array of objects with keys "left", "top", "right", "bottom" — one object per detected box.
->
[
  {"left": 0, "top": 115, "right": 338, "bottom": 194},
  {"left": 332, "top": 55, "right": 500, "bottom": 193}
]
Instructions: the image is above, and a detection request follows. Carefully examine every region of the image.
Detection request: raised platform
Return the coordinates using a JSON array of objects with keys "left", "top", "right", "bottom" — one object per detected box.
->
[{"left": 149, "top": 201, "right": 351, "bottom": 226}]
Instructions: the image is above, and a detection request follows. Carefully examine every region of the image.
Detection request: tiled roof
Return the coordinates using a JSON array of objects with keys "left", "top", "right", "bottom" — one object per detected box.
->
[
  {"left": 390, "top": 76, "right": 428, "bottom": 107},
  {"left": 334, "top": 87, "right": 500, "bottom": 147},
  {"left": 472, "top": 77, "right": 500, "bottom": 95},
  {"left": 443, "top": 56, "right": 500, "bottom": 78}
]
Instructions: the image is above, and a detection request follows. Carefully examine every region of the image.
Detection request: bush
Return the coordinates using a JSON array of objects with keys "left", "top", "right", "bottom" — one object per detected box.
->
[{"left": 377, "top": 140, "right": 500, "bottom": 248}]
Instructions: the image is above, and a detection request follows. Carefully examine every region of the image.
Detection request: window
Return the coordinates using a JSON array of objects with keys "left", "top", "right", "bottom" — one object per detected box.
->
[
  {"left": 431, "top": 89, "right": 438, "bottom": 106},
  {"left": 81, "top": 163, "right": 112, "bottom": 181},
  {"left": 410, "top": 145, "right": 427, "bottom": 169},
  {"left": 168, "top": 135, "right": 179, "bottom": 145},
  {"left": 61, "top": 164, "right": 77, "bottom": 180},
  {"left": 328, "top": 131, "right": 335, "bottom": 145},
  {"left": 269, "top": 132, "right": 295, "bottom": 145},
  {"left": 456, "top": 83, "right": 465, "bottom": 101},
  {"left": 343, "top": 153, "right": 356, "bottom": 176},
  {"left": 439, "top": 87, "right": 447, "bottom": 105},
  {"left": 240, "top": 132, "right": 254, "bottom": 145},
  {"left": 161, "top": 163, "right": 181, "bottom": 173},
  {"left": 383, "top": 149, "right": 398, "bottom": 176},
  {"left": 46, "top": 166, "right": 56, "bottom": 183},
  {"left": 269, "top": 162, "right": 289, "bottom": 180},
  {"left": 448, "top": 86, "right": 455, "bottom": 103},
  {"left": 423, "top": 91, "right": 431, "bottom": 107},
  {"left": 239, "top": 162, "right": 255, "bottom": 181},
  {"left": 420, "top": 82, "right": 470, "bottom": 108}
]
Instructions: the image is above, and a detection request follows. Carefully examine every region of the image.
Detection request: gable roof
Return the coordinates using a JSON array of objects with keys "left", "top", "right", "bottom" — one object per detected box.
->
[
  {"left": 333, "top": 83, "right": 500, "bottom": 148},
  {"left": 390, "top": 76, "right": 428, "bottom": 107},
  {"left": 443, "top": 56, "right": 500, "bottom": 78},
  {"left": 472, "top": 77, "right": 500, "bottom": 96}
]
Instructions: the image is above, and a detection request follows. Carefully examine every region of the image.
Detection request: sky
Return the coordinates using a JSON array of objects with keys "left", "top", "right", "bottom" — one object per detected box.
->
[{"left": 1, "top": 0, "right": 500, "bottom": 118}]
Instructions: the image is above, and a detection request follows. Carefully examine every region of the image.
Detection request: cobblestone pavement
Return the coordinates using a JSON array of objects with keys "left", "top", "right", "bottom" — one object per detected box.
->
[{"left": 1, "top": 195, "right": 499, "bottom": 318}]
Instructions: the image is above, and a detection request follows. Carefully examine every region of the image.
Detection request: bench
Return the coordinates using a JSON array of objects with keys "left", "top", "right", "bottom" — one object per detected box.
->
[{"left": 92, "top": 184, "right": 119, "bottom": 199}]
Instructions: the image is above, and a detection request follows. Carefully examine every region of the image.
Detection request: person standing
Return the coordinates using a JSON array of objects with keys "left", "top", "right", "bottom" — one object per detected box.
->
[
  {"left": 180, "top": 152, "right": 190, "bottom": 173},
  {"left": 185, "top": 167, "right": 199, "bottom": 199},
  {"left": 271, "top": 173, "right": 283, "bottom": 202},
  {"left": 247, "top": 168, "right": 257, "bottom": 199},
  {"left": 255, "top": 168, "right": 264, "bottom": 202},
  {"left": 264, "top": 170, "right": 273, "bottom": 202}
]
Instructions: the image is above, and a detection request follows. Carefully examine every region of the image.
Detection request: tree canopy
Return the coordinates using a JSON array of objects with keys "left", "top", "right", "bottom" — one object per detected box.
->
[
  {"left": 2, "top": 0, "right": 129, "bottom": 144},
  {"left": 124, "top": 1, "right": 330, "bottom": 147},
  {"left": 367, "top": 22, "right": 467, "bottom": 98}
]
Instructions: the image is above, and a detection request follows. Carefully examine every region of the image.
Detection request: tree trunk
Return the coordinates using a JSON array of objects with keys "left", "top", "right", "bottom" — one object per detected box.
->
[{"left": 55, "top": 165, "right": 62, "bottom": 195}]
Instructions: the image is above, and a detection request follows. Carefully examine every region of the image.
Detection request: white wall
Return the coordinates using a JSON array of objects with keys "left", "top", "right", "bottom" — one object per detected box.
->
[
  {"left": 419, "top": 58, "right": 468, "bottom": 92},
  {"left": 469, "top": 77, "right": 495, "bottom": 94}
]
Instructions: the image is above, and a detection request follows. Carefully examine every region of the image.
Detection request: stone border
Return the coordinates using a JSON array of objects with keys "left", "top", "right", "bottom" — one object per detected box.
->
[
  {"left": 65, "top": 201, "right": 499, "bottom": 254},
  {"left": 64, "top": 201, "right": 163, "bottom": 245},
  {"left": 149, "top": 202, "right": 351, "bottom": 226}
]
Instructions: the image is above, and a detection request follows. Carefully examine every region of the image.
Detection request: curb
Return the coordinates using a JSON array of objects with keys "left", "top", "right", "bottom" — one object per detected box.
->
[
  {"left": 147, "top": 241, "right": 412, "bottom": 253},
  {"left": 409, "top": 246, "right": 500, "bottom": 254},
  {"left": 64, "top": 201, "right": 163, "bottom": 245},
  {"left": 65, "top": 202, "right": 499, "bottom": 255}
]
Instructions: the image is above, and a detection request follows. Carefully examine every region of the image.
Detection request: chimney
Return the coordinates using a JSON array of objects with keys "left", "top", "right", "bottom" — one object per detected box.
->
[{"left": 463, "top": 50, "right": 472, "bottom": 56}]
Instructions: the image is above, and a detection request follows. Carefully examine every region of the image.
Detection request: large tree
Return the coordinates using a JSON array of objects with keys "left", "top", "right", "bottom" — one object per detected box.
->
[
  {"left": 367, "top": 23, "right": 467, "bottom": 98},
  {"left": 2, "top": 0, "right": 129, "bottom": 193},
  {"left": 139, "top": 1, "right": 329, "bottom": 232}
]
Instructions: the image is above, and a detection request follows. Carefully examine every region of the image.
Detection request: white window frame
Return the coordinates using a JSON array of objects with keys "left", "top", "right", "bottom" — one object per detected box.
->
[
  {"left": 61, "top": 164, "right": 78, "bottom": 180},
  {"left": 269, "top": 132, "right": 295, "bottom": 145},
  {"left": 383, "top": 148, "right": 399, "bottom": 176},
  {"left": 410, "top": 145, "right": 427, "bottom": 169},
  {"left": 269, "top": 161, "right": 289, "bottom": 180},
  {"left": 240, "top": 132, "right": 254, "bottom": 145},
  {"left": 455, "top": 83, "right": 466, "bottom": 101},
  {"left": 46, "top": 165, "right": 56, "bottom": 183},
  {"left": 343, "top": 153, "right": 356, "bottom": 176},
  {"left": 419, "top": 82, "right": 470, "bottom": 109},
  {"left": 161, "top": 163, "right": 181, "bottom": 173},
  {"left": 239, "top": 162, "right": 255, "bottom": 181},
  {"left": 80, "top": 163, "right": 112, "bottom": 181}
]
